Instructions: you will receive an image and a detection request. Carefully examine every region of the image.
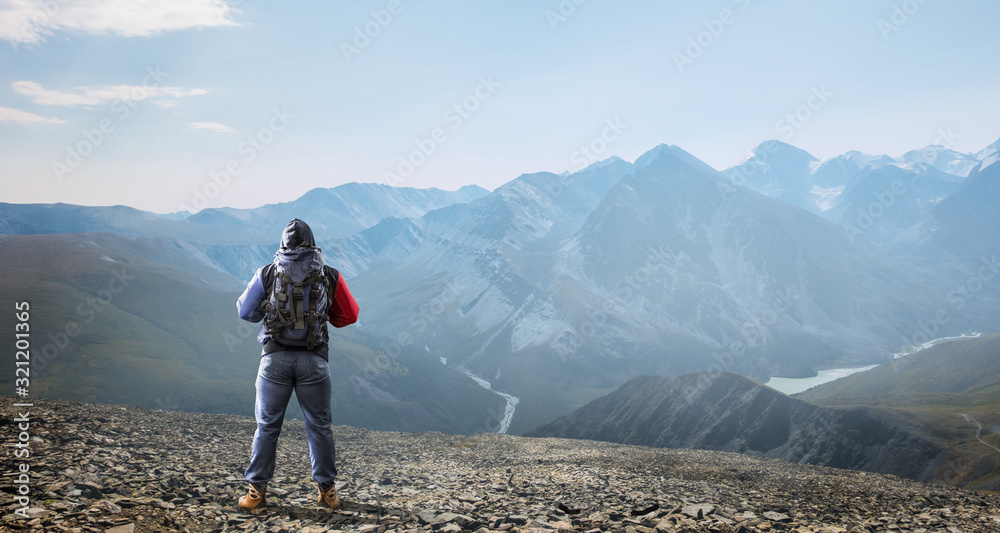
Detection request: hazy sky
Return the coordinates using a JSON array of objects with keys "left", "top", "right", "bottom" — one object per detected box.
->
[{"left": 1, "top": 0, "right": 998, "bottom": 213}]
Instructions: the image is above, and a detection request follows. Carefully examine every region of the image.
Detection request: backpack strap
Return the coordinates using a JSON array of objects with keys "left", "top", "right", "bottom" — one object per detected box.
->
[
  {"left": 260, "top": 264, "right": 282, "bottom": 327},
  {"left": 261, "top": 264, "right": 277, "bottom": 306},
  {"left": 300, "top": 269, "right": 328, "bottom": 349}
]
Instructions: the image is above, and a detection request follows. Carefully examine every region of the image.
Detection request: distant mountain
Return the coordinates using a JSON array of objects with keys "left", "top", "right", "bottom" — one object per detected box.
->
[
  {"left": 0, "top": 182, "right": 491, "bottom": 288},
  {"left": 326, "top": 217, "right": 427, "bottom": 279},
  {"left": 528, "top": 371, "right": 950, "bottom": 484},
  {"left": 200, "top": 183, "right": 489, "bottom": 280},
  {"left": 347, "top": 158, "right": 638, "bottom": 433},
  {"left": 895, "top": 145, "right": 981, "bottom": 178},
  {"left": 725, "top": 141, "right": 987, "bottom": 229},
  {"left": 350, "top": 144, "right": 965, "bottom": 434},
  {"left": 184, "top": 183, "right": 490, "bottom": 245},
  {"left": 0, "top": 183, "right": 489, "bottom": 246},
  {"left": 724, "top": 140, "right": 822, "bottom": 213},
  {"left": 975, "top": 137, "right": 1000, "bottom": 164},
  {"left": 825, "top": 164, "right": 964, "bottom": 245},
  {"left": 797, "top": 333, "right": 1000, "bottom": 488},
  {"left": 897, "top": 159, "right": 1000, "bottom": 261},
  {"left": 0, "top": 202, "right": 188, "bottom": 239},
  {"left": 725, "top": 142, "right": 899, "bottom": 215},
  {"left": 565, "top": 144, "right": 945, "bottom": 367}
]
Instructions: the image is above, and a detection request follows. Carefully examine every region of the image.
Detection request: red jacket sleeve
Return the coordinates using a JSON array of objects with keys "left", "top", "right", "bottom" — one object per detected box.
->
[{"left": 329, "top": 273, "right": 359, "bottom": 328}]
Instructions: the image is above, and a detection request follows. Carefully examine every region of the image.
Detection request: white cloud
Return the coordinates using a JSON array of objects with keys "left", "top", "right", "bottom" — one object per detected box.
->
[
  {"left": 0, "top": 0, "right": 240, "bottom": 46},
  {"left": 185, "top": 121, "right": 235, "bottom": 133},
  {"left": 0, "top": 106, "right": 67, "bottom": 124},
  {"left": 11, "top": 80, "right": 209, "bottom": 106}
]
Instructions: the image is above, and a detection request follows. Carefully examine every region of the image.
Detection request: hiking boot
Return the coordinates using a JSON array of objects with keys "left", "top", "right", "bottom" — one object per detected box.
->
[
  {"left": 238, "top": 483, "right": 267, "bottom": 515},
  {"left": 318, "top": 482, "right": 340, "bottom": 511}
]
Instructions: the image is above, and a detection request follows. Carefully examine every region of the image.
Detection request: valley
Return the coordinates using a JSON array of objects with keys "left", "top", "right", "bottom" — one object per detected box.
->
[{"left": 2, "top": 137, "right": 998, "bottom": 461}]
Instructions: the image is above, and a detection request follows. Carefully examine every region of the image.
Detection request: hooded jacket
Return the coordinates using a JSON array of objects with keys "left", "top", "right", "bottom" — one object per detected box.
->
[{"left": 236, "top": 219, "right": 359, "bottom": 360}]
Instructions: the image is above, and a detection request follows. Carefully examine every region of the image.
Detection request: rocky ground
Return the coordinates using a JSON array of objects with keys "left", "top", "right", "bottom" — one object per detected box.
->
[{"left": 2, "top": 397, "right": 1000, "bottom": 533}]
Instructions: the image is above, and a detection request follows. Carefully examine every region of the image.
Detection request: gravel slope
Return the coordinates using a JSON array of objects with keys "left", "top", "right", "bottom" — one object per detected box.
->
[{"left": 2, "top": 397, "right": 999, "bottom": 532}]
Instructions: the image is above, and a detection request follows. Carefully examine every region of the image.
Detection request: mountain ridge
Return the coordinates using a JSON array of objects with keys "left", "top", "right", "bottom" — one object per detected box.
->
[{"left": 528, "top": 370, "right": 953, "bottom": 484}]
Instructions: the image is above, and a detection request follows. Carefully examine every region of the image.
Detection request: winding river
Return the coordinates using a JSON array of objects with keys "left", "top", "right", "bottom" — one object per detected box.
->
[
  {"left": 460, "top": 370, "right": 520, "bottom": 434},
  {"left": 437, "top": 354, "right": 520, "bottom": 434}
]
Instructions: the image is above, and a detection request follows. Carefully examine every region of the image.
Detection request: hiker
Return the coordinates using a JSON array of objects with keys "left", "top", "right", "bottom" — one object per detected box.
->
[{"left": 235, "top": 218, "right": 359, "bottom": 514}]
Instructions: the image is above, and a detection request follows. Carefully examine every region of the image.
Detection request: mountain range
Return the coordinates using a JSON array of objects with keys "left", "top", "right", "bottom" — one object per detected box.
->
[
  {"left": 342, "top": 141, "right": 1000, "bottom": 433},
  {"left": 0, "top": 182, "right": 488, "bottom": 245},
  {"left": 1, "top": 136, "right": 998, "bottom": 441}
]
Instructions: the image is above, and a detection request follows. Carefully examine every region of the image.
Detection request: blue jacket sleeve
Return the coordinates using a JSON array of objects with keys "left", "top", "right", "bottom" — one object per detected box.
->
[{"left": 237, "top": 266, "right": 267, "bottom": 322}]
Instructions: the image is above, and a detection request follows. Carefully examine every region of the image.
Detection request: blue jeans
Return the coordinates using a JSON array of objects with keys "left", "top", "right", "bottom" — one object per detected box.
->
[{"left": 245, "top": 350, "right": 337, "bottom": 490}]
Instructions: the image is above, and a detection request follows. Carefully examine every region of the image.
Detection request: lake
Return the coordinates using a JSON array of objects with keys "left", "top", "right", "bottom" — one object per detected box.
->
[{"left": 763, "top": 332, "right": 982, "bottom": 396}]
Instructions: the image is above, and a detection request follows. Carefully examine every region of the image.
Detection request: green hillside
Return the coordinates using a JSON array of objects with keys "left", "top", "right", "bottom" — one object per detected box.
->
[
  {"left": 798, "top": 333, "right": 1000, "bottom": 488},
  {"left": 798, "top": 334, "right": 1000, "bottom": 406},
  {"left": 0, "top": 233, "right": 505, "bottom": 434}
]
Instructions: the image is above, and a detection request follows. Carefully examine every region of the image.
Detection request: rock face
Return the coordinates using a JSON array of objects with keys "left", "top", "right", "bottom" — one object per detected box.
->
[
  {"left": 529, "top": 371, "right": 950, "bottom": 483},
  {"left": 3, "top": 396, "right": 1000, "bottom": 533}
]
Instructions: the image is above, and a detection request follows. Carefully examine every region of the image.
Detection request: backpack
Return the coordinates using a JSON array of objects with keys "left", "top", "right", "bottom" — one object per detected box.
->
[{"left": 260, "top": 248, "right": 331, "bottom": 350}]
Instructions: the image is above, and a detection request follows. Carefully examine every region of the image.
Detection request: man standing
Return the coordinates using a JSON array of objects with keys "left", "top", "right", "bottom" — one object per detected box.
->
[{"left": 235, "top": 218, "right": 359, "bottom": 514}]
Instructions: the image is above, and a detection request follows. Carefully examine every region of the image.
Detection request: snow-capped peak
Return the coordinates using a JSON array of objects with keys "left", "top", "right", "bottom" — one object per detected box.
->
[
  {"left": 894, "top": 145, "right": 979, "bottom": 178},
  {"left": 976, "top": 137, "right": 1000, "bottom": 161}
]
